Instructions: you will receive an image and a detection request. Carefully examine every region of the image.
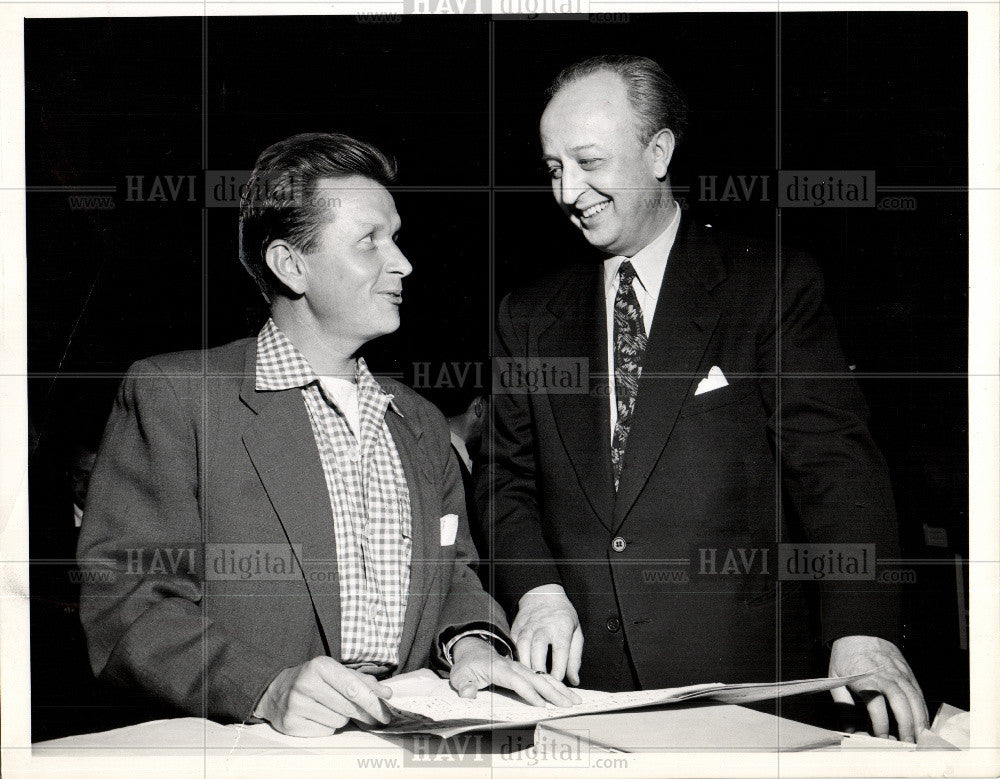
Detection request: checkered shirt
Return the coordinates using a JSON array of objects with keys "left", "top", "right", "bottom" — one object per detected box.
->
[{"left": 256, "top": 318, "right": 412, "bottom": 668}]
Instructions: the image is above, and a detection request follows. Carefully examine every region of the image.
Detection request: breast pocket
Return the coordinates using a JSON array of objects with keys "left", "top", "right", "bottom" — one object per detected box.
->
[{"left": 678, "top": 377, "right": 758, "bottom": 419}]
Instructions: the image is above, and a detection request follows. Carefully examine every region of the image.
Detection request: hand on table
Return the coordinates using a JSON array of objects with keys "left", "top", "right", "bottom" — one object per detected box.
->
[
  {"left": 510, "top": 583, "right": 584, "bottom": 685},
  {"left": 254, "top": 656, "right": 392, "bottom": 737},
  {"left": 829, "top": 635, "right": 929, "bottom": 743},
  {"left": 449, "top": 635, "right": 582, "bottom": 708}
]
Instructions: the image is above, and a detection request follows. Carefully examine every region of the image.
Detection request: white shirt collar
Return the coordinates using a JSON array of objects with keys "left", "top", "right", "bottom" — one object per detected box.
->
[
  {"left": 450, "top": 430, "right": 472, "bottom": 472},
  {"left": 603, "top": 201, "right": 682, "bottom": 304}
]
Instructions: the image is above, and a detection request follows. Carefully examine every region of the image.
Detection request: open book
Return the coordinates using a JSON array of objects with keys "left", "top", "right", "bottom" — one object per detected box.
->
[{"left": 375, "top": 669, "right": 875, "bottom": 738}]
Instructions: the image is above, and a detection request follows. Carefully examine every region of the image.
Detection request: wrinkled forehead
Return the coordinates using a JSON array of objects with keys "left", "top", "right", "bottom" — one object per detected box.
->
[{"left": 312, "top": 175, "right": 399, "bottom": 228}]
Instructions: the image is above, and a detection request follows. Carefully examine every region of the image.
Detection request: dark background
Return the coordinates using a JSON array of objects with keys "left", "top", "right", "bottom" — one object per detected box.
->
[{"left": 26, "top": 13, "right": 969, "bottom": 741}]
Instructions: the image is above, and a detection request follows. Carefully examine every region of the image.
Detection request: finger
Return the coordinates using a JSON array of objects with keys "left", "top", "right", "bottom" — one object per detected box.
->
[
  {"left": 857, "top": 689, "right": 891, "bottom": 739},
  {"left": 498, "top": 668, "right": 547, "bottom": 707},
  {"left": 459, "top": 685, "right": 479, "bottom": 700},
  {"left": 354, "top": 671, "right": 394, "bottom": 700},
  {"left": 509, "top": 677, "right": 548, "bottom": 707},
  {"left": 275, "top": 714, "right": 341, "bottom": 738},
  {"left": 342, "top": 683, "right": 391, "bottom": 725},
  {"left": 829, "top": 683, "right": 858, "bottom": 732},
  {"left": 319, "top": 691, "right": 381, "bottom": 726},
  {"left": 280, "top": 676, "right": 378, "bottom": 726},
  {"left": 367, "top": 683, "right": 393, "bottom": 700},
  {"left": 299, "top": 698, "right": 359, "bottom": 729},
  {"left": 896, "top": 676, "right": 929, "bottom": 737},
  {"left": 317, "top": 667, "right": 392, "bottom": 725},
  {"left": 879, "top": 680, "right": 917, "bottom": 743},
  {"left": 314, "top": 658, "right": 384, "bottom": 692},
  {"left": 515, "top": 633, "right": 534, "bottom": 669},
  {"left": 830, "top": 684, "right": 854, "bottom": 706},
  {"left": 566, "top": 627, "right": 584, "bottom": 686},
  {"left": 892, "top": 697, "right": 918, "bottom": 744},
  {"left": 891, "top": 659, "right": 929, "bottom": 732},
  {"left": 550, "top": 633, "right": 569, "bottom": 683},
  {"left": 530, "top": 633, "right": 551, "bottom": 673},
  {"left": 450, "top": 664, "right": 487, "bottom": 695},
  {"left": 527, "top": 673, "right": 583, "bottom": 707}
]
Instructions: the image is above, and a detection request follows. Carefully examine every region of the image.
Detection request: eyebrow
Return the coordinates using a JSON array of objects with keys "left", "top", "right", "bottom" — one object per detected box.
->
[
  {"left": 541, "top": 144, "right": 603, "bottom": 161},
  {"left": 354, "top": 218, "right": 402, "bottom": 234}
]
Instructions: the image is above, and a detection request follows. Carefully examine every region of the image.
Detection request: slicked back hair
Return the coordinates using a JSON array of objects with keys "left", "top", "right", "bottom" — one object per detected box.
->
[{"left": 546, "top": 55, "right": 688, "bottom": 147}]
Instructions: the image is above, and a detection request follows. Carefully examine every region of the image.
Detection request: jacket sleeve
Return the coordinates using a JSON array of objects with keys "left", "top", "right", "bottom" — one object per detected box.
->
[
  {"left": 758, "top": 255, "right": 902, "bottom": 646},
  {"left": 76, "top": 360, "right": 290, "bottom": 721},
  {"left": 473, "top": 294, "right": 563, "bottom": 614},
  {"left": 427, "top": 408, "right": 513, "bottom": 669}
]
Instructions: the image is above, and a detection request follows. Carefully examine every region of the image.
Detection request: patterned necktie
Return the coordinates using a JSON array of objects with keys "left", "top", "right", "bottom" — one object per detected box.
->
[{"left": 611, "top": 261, "right": 647, "bottom": 491}]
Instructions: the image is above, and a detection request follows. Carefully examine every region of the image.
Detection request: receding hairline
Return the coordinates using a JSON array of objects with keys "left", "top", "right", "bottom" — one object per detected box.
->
[
  {"left": 540, "top": 71, "right": 646, "bottom": 149},
  {"left": 543, "top": 56, "right": 687, "bottom": 146},
  {"left": 543, "top": 68, "right": 631, "bottom": 115}
]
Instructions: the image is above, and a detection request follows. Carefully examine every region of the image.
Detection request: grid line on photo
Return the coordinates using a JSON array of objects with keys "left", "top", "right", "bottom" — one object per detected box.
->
[
  {"left": 487, "top": 17, "right": 499, "bottom": 637},
  {"left": 200, "top": 12, "right": 214, "bottom": 764},
  {"left": 774, "top": 7, "right": 786, "bottom": 745}
]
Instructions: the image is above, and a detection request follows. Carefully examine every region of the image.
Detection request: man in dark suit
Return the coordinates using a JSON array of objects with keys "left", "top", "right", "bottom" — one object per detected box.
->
[
  {"left": 77, "top": 132, "right": 578, "bottom": 737},
  {"left": 479, "top": 56, "right": 928, "bottom": 741}
]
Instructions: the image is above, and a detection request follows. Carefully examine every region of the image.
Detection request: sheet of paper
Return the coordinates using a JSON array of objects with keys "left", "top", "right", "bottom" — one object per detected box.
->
[
  {"left": 33, "top": 718, "right": 278, "bottom": 755},
  {"left": 699, "top": 673, "right": 873, "bottom": 704},
  {"left": 383, "top": 682, "right": 722, "bottom": 729},
  {"left": 536, "top": 703, "right": 846, "bottom": 752},
  {"left": 927, "top": 702, "right": 969, "bottom": 749},
  {"left": 376, "top": 670, "right": 875, "bottom": 737}
]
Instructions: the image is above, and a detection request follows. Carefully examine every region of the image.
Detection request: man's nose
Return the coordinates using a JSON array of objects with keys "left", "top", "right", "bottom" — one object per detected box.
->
[
  {"left": 559, "top": 166, "right": 587, "bottom": 208},
  {"left": 387, "top": 242, "right": 413, "bottom": 278}
]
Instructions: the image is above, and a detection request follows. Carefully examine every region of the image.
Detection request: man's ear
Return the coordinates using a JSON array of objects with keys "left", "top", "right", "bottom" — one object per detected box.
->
[
  {"left": 264, "top": 240, "right": 307, "bottom": 296},
  {"left": 648, "top": 129, "right": 676, "bottom": 180}
]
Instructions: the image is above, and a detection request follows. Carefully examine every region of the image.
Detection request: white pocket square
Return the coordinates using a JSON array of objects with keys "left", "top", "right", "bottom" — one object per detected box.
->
[
  {"left": 694, "top": 366, "right": 729, "bottom": 396},
  {"left": 439, "top": 514, "right": 459, "bottom": 547}
]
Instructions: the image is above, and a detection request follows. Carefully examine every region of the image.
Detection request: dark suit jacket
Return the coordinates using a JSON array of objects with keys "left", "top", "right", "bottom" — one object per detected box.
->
[
  {"left": 479, "top": 221, "right": 901, "bottom": 692},
  {"left": 78, "top": 337, "right": 507, "bottom": 722},
  {"left": 454, "top": 447, "right": 491, "bottom": 592}
]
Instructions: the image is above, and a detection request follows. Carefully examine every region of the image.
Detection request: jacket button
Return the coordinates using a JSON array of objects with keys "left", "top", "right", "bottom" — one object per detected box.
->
[
  {"left": 611, "top": 536, "right": 627, "bottom": 552},
  {"left": 606, "top": 617, "right": 621, "bottom": 633}
]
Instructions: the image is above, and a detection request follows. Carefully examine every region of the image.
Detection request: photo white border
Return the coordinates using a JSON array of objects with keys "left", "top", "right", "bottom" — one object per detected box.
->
[{"left": 1, "top": 2, "right": 996, "bottom": 776}]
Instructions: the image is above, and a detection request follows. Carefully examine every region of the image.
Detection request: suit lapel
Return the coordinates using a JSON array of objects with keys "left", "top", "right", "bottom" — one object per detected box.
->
[
  {"left": 239, "top": 339, "right": 438, "bottom": 669},
  {"left": 612, "top": 223, "right": 727, "bottom": 530},
  {"left": 537, "top": 265, "right": 615, "bottom": 531},
  {"left": 239, "top": 343, "right": 343, "bottom": 656},
  {"left": 381, "top": 406, "right": 435, "bottom": 671}
]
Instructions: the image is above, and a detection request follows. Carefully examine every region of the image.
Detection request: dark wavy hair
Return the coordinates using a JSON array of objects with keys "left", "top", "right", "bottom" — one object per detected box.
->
[{"left": 238, "top": 132, "right": 397, "bottom": 302}]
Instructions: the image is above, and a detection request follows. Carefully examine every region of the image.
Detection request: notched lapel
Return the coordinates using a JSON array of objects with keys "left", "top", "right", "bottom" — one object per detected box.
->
[
  {"left": 241, "top": 364, "right": 343, "bottom": 656},
  {"left": 383, "top": 410, "right": 436, "bottom": 671},
  {"left": 613, "top": 225, "right": 726, "bottom": 530},
  {"left": 537, "top": 265, "right": 615, "bottom": 530}
]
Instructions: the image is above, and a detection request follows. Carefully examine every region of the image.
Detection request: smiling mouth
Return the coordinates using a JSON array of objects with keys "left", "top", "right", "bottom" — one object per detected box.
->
[{"left": 578, "top": 199, "right": 612, "bottom": 220}]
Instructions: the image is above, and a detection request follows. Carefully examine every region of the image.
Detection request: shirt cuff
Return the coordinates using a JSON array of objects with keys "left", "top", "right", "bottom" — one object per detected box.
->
[{"left": 441, "top": 629, "right": 514, "bottom": 668}]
